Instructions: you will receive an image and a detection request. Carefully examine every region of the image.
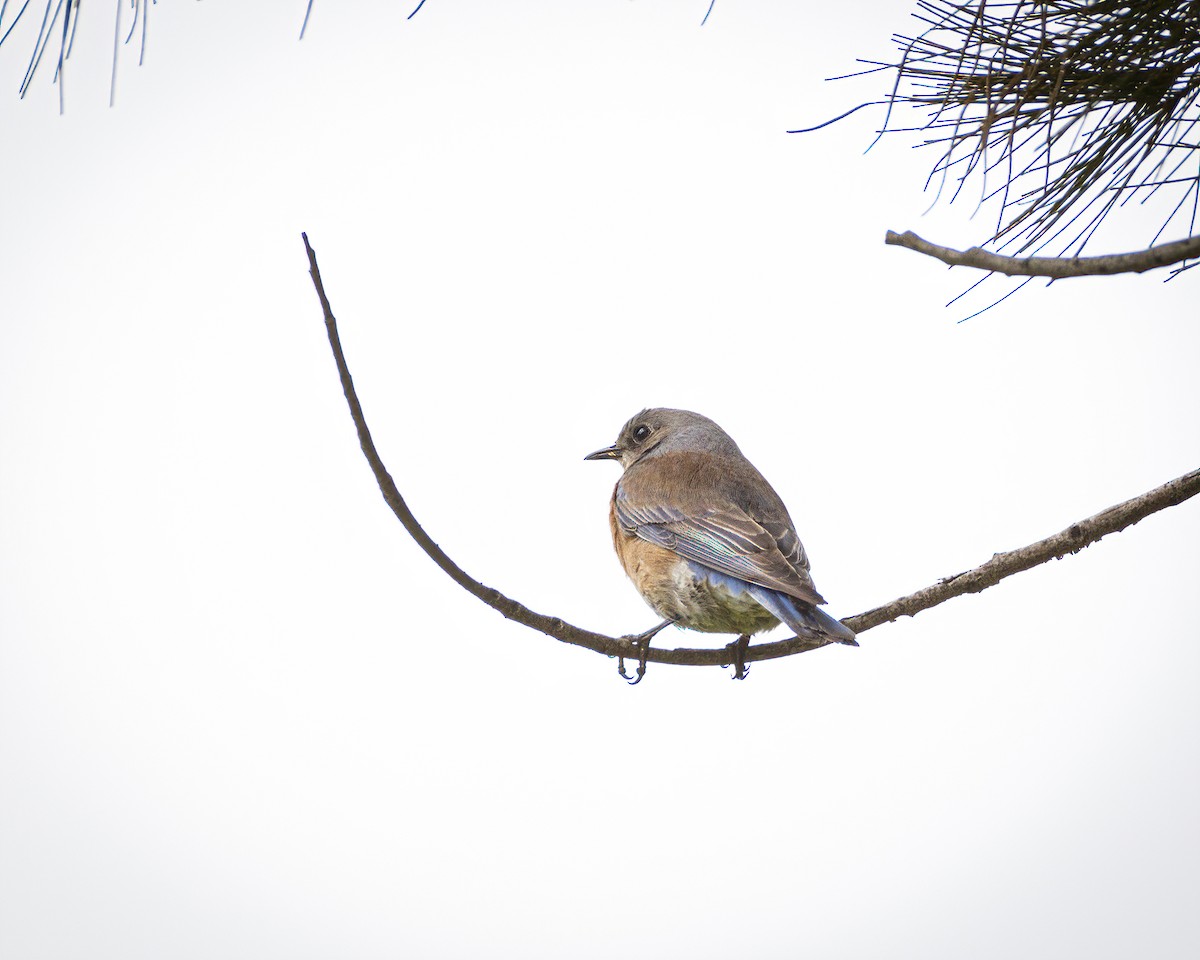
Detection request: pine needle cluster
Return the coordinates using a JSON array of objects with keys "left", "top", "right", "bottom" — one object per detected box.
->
[{"left": 876, "top": 1, "right": 1200, "bottom": 258}]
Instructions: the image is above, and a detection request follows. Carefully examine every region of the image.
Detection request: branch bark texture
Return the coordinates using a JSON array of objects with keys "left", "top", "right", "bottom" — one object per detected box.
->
[
  {"left": 886, "top": 230, "right": 1200, "bottom": 279},
  {"left": 303, "top": 233, "right": 1200, "bottom": 671}
]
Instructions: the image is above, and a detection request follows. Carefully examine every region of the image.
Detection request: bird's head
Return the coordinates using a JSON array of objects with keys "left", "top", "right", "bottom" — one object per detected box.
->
[{"left": 584, "top": 407, "right": 738, "bottom": 469}]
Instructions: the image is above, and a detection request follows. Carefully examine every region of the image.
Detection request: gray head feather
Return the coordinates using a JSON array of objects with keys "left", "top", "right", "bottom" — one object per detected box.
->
[{"left": 612, "top": 408, "right": 743, "bottom": 468}]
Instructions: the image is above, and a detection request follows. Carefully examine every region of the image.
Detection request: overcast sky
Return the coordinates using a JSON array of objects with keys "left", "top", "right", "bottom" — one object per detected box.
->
[{"left": 2, "top": 2, "right": 1198, "bottom": 958}]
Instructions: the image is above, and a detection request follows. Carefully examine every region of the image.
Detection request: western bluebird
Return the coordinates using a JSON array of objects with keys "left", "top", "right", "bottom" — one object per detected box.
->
[{"left": 585, "top": 408, "right": 856, "bottom": 671}]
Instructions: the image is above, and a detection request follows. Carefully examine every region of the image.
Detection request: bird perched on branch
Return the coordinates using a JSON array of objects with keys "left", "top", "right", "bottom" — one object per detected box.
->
[{"left": 586, "top": 408, "right": 855, "bottom": 677}]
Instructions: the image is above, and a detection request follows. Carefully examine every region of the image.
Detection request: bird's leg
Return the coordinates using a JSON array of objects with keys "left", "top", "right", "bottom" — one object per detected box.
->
[
  {"left": 617, "top": 619, "right": 673, "bottom": 685},
  {"left": 725, "top": 634, "right": 751, "bottom": 680}
]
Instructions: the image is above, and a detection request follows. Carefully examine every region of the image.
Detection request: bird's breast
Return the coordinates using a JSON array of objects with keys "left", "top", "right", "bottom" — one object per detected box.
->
[{"left": 609, "top": 503, "right": 778, "bottom": 635}]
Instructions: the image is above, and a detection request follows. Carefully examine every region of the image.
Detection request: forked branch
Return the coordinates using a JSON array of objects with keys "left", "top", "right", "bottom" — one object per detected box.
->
[{"left": 303, "top": 233, "right": 1200, "bottom": 672}]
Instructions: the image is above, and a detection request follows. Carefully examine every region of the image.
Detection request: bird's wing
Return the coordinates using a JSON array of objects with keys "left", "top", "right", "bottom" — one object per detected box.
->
[{"left": 614, "top": 492, "right": 826, "bottom": 606}]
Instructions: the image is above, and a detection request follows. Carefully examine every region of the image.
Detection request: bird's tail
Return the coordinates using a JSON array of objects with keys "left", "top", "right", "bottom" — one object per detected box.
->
[{"left": 749, "top": 586, "right": 858, "bottom": 647}]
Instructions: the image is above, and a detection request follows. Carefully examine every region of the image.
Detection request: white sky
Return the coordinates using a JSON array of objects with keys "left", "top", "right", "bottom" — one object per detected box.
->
[{"left": 2, "top": 2, "right": 1198, "bottom": 958}]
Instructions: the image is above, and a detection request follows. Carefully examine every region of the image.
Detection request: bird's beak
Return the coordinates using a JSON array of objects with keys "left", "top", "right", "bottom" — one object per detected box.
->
[{"left": 584, "top": 445, "right": 621, "bottom": 462}]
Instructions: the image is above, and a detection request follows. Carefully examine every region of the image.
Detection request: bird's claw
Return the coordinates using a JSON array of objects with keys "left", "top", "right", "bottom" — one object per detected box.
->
[
  {"left": 617, "top": 640, "right": 650, "bottom": 685},
  {"left": 616, "top": 619, "right": 672, "bottom": 685},
  {"left": 726, "top": 634, "right": 751, "bottom": 680}
]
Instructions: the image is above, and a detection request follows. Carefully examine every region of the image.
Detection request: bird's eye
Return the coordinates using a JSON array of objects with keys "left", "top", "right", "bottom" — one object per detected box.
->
[{"left": 633, "top": 424, "right": 651, "bottom": 442}]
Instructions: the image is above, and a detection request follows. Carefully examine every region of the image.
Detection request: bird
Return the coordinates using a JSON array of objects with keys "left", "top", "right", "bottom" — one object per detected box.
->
[{"left": 585, "top": 408, "right": 856, "bottom": 674}]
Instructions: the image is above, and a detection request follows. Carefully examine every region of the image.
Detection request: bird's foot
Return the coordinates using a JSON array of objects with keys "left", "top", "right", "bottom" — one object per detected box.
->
[
  {"left": 617, "top": 619, "right": 673, "bottom": 685},
  {"left": 725, "top": 634, "right": 751, "bottom": 680}
]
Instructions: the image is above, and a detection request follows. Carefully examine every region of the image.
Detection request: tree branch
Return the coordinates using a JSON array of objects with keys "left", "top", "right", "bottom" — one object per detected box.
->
[
  {"left": 872, "top": 2, "right": 1200, "bottom": 263},
  {"left": 303, "top": 233, "right": 1200, "bottom": 672},
  {"left": 847, "top": 466, "right": 1200, "bottom": 632},
  {"left": 886, "top": 230, "right": 1200, "bottom": 278}
]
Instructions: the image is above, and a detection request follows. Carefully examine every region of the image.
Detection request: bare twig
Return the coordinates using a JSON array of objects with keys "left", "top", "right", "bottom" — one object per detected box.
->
[
  {"left": 303, "top": 234, "right": 1200, "bottom": 671},
  {"left": 886, "top": 229, "right": 1200, "bottom": 278}
]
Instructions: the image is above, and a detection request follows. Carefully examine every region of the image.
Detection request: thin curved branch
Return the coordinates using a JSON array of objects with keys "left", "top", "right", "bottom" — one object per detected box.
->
[
  {"left": 303, "top": 233, "right": 1200, "bottom": 670},
  {"left": 885, "top": 229, "right": 1200, "bottom": 278}
]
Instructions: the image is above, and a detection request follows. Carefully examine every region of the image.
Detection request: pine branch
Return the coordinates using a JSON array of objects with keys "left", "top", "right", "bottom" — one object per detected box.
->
[
  {"left": 879, "top": 1, "right": 1200, "bottom": 260},
  {"left": 886, "top": 229, "right": 1200, "bottom": 277}
]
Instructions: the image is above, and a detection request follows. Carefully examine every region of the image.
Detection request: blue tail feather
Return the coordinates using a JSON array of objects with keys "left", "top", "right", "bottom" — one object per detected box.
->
[{"left": 748, "top": 585, "right": 858, "bottom": 646}]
